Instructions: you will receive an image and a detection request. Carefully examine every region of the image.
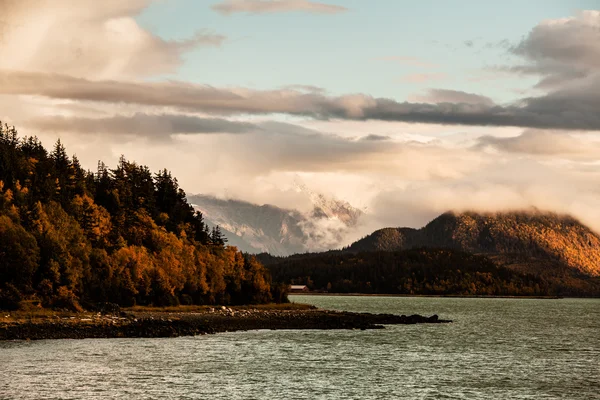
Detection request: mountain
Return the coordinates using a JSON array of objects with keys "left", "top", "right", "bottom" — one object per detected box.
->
[
  {"left": 188, "top": 193, "right": 362, "bottom": 256},
  {"left": 261, "top": 210, "right": 600, "bottom": 297},
  {"left": 347, "top": 210, "right": 600, "bottom": 278}
]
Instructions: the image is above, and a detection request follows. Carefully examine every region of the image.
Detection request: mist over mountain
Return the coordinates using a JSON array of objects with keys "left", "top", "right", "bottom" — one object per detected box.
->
[{"left": 188, "top": 191, "right": 363, "bottom": 256}]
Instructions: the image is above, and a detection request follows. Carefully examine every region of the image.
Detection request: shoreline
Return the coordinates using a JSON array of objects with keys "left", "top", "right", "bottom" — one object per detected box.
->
[
  {"left": 0, "top": 306, "right": 451, "bottom": 341},
  {"left": 289, "top": 293, "right": 565, "bottom": 299}
]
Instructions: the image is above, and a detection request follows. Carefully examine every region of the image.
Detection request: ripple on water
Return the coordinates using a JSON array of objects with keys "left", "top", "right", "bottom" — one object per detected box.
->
[{"left": 1, "top": 296, "right": 599, "bottom": 400}]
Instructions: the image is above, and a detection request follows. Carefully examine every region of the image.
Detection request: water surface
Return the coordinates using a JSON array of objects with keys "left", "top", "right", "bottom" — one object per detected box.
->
[{"left": 1, "top": 296, "right": 599, "bottom": 399}]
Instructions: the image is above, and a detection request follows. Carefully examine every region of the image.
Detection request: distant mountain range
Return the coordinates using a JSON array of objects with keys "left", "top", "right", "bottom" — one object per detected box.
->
[{"left": 187, "top": 192, "right": 362, "bottom": 256}]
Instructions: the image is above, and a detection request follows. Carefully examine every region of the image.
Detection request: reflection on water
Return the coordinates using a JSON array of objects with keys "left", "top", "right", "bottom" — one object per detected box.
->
[{"left": 1, "top": 296, "right": 599, "bottom": 399}]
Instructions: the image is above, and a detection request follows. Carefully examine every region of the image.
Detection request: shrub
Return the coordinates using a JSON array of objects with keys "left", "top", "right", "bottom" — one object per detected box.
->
[
  {"left": 179, "top": 294, "right": 193, "bottom": 305},
  {"left": 51, "top": 286, "right": 83, "bottom": 312},
  {"left": 0, "top": 283, "right": 23, "bottom": 310}
]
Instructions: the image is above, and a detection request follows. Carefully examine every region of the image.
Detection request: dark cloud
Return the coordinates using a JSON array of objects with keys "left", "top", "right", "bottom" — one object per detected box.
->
[
  {"left": 410, "top": 89, "right": 495, "bottom": 107},
  {"left": 2, "top": 69, "right": 600, "bottom": 131},
  {"left": 27, "top": 113, "right": 258, "bottom": 140},
  {"left": 360, "top": 134, "right": 390, "bottom": 141},
  {"left": 510, "top": 11, "right": 600, "bottom": 89},
  {"left": 212, "top": 0, "right": 347, "bottom": 15}
]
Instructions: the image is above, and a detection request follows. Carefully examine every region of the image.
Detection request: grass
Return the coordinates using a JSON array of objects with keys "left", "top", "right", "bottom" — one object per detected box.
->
[{"left": 1, "top": 302, "right": 89, "bottom": 323}]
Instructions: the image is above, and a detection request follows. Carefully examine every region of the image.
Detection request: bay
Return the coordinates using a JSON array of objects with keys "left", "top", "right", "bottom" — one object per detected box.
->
[{"left": 1, "top": 296, "right": 599, "bottom": 399}]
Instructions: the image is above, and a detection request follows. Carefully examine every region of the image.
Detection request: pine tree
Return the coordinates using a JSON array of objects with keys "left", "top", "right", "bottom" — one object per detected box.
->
[{"left": 210, "top": 225, "right": 228, "bottom": 246}]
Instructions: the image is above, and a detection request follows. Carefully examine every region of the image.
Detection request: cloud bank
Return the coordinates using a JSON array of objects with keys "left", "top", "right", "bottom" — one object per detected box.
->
[
  {"left": 1, "top": 69, "right": 599, "bottom": 131},
  {"left": 1, "top": 2, "right": 600, "bottom": 246}
]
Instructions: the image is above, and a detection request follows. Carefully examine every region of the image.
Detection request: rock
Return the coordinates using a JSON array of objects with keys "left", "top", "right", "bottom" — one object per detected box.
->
[{"left": 0, "top": 310, "right": 451, "bottom": 341}]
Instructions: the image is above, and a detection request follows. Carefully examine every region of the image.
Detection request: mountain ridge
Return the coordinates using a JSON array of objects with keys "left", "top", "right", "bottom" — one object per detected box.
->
[{"left": 347, "top": 210, "right": 600, "bottom": 277}]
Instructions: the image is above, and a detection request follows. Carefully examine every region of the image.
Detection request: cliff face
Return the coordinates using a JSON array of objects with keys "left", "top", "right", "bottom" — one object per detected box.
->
[{"left": 348, "top": 211, "right": 600, "bottom": 277}]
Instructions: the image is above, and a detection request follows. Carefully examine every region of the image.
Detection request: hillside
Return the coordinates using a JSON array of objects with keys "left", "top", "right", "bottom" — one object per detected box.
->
[
  {"left": 267, "top": 248, "right": 569, "bottom": 296},
  {"left": 262, "top": 210, "right": 600, "bottom": 297},
  {"left": 188, "top": 192, "right": 362, "bottom": 256},
  {"left": 348, "top": 211, "right": 600, "bottom": 278},
  {"left": 0, "top": 124, "right": 281, "bottom": 311}
]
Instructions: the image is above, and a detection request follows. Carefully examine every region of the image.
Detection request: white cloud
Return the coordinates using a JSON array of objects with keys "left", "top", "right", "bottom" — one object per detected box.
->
[
  {"left": 0, "top": 0, "right": 224, "bottom": 80},
  {"left": 212, "top": 0, "right": 347, "bottom": 15}
]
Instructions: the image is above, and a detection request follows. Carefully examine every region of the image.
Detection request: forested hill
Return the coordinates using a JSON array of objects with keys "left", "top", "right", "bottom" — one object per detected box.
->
[
  {"left": 262, "top": 211, "right": 600, "bottom": 297},
  {"left": 347, "top": 211, "right": 600, "bottom": 278},
  {"left": 268, "top": 249, "right": 573, "bottom": 296},
  {"left": 0, "top": 124, "right": 283, "bottom": 311}
]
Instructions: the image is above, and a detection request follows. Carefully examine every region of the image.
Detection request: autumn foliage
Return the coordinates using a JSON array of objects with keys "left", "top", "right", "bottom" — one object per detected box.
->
[{"left": 0, "top": 124, "right": 276, "bottom": 310}]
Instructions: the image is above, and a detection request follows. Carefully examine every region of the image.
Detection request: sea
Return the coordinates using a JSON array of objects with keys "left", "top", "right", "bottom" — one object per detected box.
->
[{"left": 1, "top": 295, "right": 599, "bottom": 399}]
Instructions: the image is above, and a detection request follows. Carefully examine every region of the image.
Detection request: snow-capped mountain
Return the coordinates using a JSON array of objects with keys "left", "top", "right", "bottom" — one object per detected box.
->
[{"left": 188, "top": 192, "right": 363, "bottom": 256}]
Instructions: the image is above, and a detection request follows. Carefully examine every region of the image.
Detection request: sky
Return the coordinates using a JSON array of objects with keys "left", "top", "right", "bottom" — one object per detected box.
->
[{"left": 1, "top": 0, "right": 600, "bottom": 241}]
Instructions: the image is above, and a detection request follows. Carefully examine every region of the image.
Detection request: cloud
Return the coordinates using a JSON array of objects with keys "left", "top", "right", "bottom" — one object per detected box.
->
[
  {"left": 360, "top": 134, "right": 390, "bottom": 141},
  {"left": 25, "top": 113, "right": 259, "bottom": 141},
  {"left": 510, "top": 10, "right": 600, "bottom": 89},
  {"left": 283, "top": 84, "right": 326, "bottom": 93},
  {"left": 0, "top": 8, "right": 598, "bottom": 134},
  {"left": 4, "top": 69, "right": 600, "bottom": 130},
  {"left": 212, "top": 0, "right": 347, "bottom": 15},
  {"left": 0, "top": 0, "right": 224, "bottom": 80},
  {"left": 476, "top": 129, "right": 600, "bottom": 160},
  {"left": 71, "top": 121, "right": 599, "bottom": 236},
  {"left": 400, "top": 73, "right": 448, "bottom": 83},
  {"left": 194, "top": 121, "right": 484, "bottom": 180},
  {"left": 24, "top": 110, "right": 600, "bottom": 240},
  {"left": 409, "top": 89, "right": 495, "bottom": 107},
  {"left": 367, "top": 158, "right": 600, "bottom": 234},
  {"left": 25, "top": 114, "right": 478, "bottom": 180},
  {"left": 2, "top": 2, "right": 600, "bottom": 243}
]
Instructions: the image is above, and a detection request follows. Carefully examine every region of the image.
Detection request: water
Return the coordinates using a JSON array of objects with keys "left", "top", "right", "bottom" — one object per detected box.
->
[{"left": 1, "top": 296, "right": 599, "bottom": 399}]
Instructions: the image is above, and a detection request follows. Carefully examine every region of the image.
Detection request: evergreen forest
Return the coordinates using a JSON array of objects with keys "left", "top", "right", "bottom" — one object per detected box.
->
[{"left": 0, "top": 124, "right": 284, "bottom": 310}]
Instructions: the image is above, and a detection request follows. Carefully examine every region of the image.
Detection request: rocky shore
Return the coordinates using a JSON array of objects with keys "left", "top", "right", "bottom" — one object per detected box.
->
[{"left": 0, "top": 307, "right": 451, "bottom": 341}]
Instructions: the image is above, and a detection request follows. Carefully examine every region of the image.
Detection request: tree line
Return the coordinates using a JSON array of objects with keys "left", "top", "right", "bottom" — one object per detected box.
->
[
  {"left": 0, "top": 124, "right": 286, "bottom": 310},
  {"left": 265, "top": 248, "right": 600, "bottom": 296}
]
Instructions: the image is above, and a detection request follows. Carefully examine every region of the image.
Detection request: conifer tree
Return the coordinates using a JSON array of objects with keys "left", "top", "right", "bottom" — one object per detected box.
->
[
  {"left": 210, "top": 225, "right": 228, "bottom": 246},
  {"left": 0, "top": 124, "right": 279, "bottom": 309}
]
